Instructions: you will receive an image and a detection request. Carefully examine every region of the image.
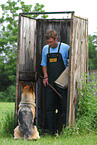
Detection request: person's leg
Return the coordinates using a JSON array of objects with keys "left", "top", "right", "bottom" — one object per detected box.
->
[
  {"left": 44, "top": 86, "right": 56, "bottom": 133},
  {"left": 56, "top": 87, "right": 67, "bottom": 127}
]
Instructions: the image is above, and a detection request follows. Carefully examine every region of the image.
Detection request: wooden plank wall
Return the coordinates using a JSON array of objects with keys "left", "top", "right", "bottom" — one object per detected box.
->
[
  {"left": 36, "top": 19, "right": 71, "bottom": 127},
  {"left": 36, "top": 19, "right": 71, "bottom": 84},
  {"left": 69, "top": 16, "right": 88, "bottom": 126}
]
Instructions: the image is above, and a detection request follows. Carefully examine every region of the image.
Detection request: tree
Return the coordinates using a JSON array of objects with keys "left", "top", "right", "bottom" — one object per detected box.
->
[
  {"left": 0, "top": 0, "right": 47, "bottom": 96},
  {"left": 88, "top": 35, "right": 97, "bottom": 70}
]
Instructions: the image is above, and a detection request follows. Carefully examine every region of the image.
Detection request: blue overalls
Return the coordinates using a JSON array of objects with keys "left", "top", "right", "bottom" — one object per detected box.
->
[{"left": 44, "top": 43, "right": 67, "bottom": 133}]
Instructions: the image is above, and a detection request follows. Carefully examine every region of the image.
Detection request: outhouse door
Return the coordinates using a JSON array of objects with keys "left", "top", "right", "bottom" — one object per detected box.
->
[{"left": 15, "top": 16, "right": 37, "bottom": 116}]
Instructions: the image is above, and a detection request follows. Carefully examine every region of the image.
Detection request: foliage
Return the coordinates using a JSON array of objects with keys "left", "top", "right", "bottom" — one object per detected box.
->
[
  {"left": 62, "top": 73, "right": 97, "bottom": 136},
  {"left": 0, "top": 85, "right": 16, "bottom": 102},
  {"left": 88, "top": 35, "right": 97, "bottom": 70},
  {"left": 0, "top": 91, "right": 7, "bottom": 102},
  {"left": 76, "top": 74, "right": 97, "bottom": 131}
]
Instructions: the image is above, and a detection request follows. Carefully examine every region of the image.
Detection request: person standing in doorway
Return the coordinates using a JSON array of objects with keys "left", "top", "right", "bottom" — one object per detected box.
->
[{"left": 41, "top": 29, "right": 70, "bottom": 134}]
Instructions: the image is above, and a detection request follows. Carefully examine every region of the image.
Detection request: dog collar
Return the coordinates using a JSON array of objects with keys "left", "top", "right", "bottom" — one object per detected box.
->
[{"left": 19, "top": 102, "right": 36, "bottom": 107}]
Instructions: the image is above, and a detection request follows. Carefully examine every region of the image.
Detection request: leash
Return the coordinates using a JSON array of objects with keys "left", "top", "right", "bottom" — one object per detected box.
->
[{"left": 40, "top": 75, "right": 63, "bottom": 99}]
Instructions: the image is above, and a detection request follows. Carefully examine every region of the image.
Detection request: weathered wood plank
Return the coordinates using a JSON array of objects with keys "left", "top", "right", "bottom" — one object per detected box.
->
[
  {"left": 19, "top": 16, "right": 37, "bottom": 72},
  {"left": 25, "top": 17, "right": 30, "bottom": 71},
  {"left": 69, "top": 15, "right": 88, "bottom": 126},
  {"left": 19, "top": 71, "right": 38, "bottom": 81}
]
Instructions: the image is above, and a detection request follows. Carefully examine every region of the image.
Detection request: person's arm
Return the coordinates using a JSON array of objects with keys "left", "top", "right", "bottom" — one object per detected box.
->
[{"left": 42, "top": 66, "right": 48, "bottom": 87}]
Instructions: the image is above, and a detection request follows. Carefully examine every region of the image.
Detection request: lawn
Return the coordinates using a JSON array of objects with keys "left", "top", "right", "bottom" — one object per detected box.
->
[{"left": 0, "top": 102, "right": 97, "bottom": 145}]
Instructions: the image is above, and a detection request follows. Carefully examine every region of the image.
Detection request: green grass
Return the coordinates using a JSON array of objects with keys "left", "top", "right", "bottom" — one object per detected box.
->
[
  {"left": 0, "top": 102, "right": 97, "bottom": 145},
  {"left": 0, "top": 102, "right": 14, "bottom": 129},
  {"left": 0, "top": 102, "right": 15, "bottom": 141},
  {"left": 0, "top": 133, "right": 97, "bottom": 145}
]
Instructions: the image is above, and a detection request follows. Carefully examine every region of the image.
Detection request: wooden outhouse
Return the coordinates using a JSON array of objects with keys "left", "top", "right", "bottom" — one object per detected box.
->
[{"left": 15, "top": 11, "right": 88, "bottom": 128}]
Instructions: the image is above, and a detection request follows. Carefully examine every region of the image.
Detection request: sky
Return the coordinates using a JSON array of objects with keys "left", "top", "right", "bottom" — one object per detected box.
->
[{"left": 0, "top": 0, "right": 97, "bottom": 35}]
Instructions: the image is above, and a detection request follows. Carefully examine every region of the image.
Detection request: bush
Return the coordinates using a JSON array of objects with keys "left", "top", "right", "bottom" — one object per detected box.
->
[
  {"left": 0, "top": 91, "right": 6, "bottom": 102},
  {"left": 76, "top": 74, "right": 97, "bottom": 131},
  {"left": 0, "top": 85, "right": 15, "bottom": 102},
  {"left": 62, "top": 73, "right": 97, "bottom": 136},
  {"left": 6, "top": 85, "right": 16, "bottom": 102}
]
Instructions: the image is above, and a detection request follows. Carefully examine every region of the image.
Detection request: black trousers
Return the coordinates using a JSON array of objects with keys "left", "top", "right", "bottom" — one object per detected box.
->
[{"left": 44, "top": 84, "right": 67, "bottom": 132}]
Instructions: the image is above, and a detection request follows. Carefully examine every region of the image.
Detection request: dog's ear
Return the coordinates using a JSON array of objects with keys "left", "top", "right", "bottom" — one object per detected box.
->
[
  {"left": 21, "top": 81, "right": 25, "bottom": 90},
  {"left": 30, "top": 82, "right": 34, "bottom": 92}
]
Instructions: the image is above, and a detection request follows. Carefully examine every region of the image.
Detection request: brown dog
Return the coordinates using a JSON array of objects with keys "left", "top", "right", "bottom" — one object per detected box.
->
[{"left": 14, "top": 81, "right": 40, "bottom": 140}]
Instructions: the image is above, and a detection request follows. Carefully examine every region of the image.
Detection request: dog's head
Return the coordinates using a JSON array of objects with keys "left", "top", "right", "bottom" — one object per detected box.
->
[
  {"left": 21, "top": 81, "right": 34, "bottom": 94},
  {"left": 21, "top": 81, "right": 35, "bottom": 103}
]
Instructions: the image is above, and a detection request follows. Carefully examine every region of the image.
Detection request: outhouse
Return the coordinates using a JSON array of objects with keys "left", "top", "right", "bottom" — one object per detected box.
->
[{"left": 15, "top": 11, "right": 88, "bottom": 129}]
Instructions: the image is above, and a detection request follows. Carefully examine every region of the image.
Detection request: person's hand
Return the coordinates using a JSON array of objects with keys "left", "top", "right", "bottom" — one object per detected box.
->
[
  {"left": 67, "top": 59, "right": 69, "bottom": 66},
  {"left": 43, "top": 77, "right": 48, "bottom": 87}
]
